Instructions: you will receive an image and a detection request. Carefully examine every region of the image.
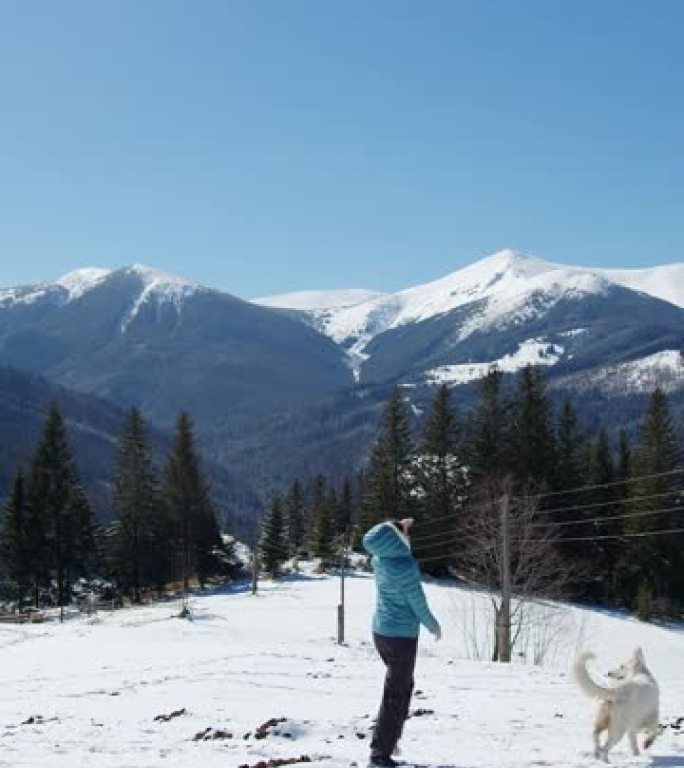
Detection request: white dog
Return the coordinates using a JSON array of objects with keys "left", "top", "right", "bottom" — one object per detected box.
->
[{"left": 573, "top": 648, "right": 659, "bottom": 762}]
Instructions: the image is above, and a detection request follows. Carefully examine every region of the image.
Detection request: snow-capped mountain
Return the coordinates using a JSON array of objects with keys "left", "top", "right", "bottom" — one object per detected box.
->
[
  {"left": 0, "top": 264, "right": 197, "bottom": 320},
  {"left": 0, "top": 252, "right": 682, "bottom": 505},
  {"left": 254, "top": 249, "right": 684, "bottom": 385},
  {"left": 0, "top": 265, "right": 354, "bottom": 495},
  {"left": 254, "top": 248, "right": 683, "bottom": 345}
]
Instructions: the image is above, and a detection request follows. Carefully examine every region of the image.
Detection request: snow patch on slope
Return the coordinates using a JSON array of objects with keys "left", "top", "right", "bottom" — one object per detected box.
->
[
  {"left": 0, "top": 267, "right": 112, "bottom": 308},
  {"left": 425, "top": 338, "right": 565, "bottom": 386},
  {"left": 55, "top": 267, "right": 112, "bottom": 301},
  {"left": 554, "top": 349, "right": 684, "bottom": 396},
  {"left": 0, "top": 284, "right": 55, "bottom": 308},
  {"left": 119, "top": 265, "right": 198, "bottom": 332}
]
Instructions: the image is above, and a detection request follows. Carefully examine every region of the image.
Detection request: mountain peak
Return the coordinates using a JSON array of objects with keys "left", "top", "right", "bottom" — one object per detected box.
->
[
  {"left": 469, "top": 248, "right": 553, "bottom": 278},
  {"left": 121, "top": 264, "right": 196, "bottom": 288}
]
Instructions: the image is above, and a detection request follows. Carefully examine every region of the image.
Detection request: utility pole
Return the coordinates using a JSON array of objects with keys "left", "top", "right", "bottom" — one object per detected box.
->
[
  {"left": 499, "top": 492, "right": 511, "bottom": 662},
  {"left": 337, "top": 529, "right": 349, "bottom": 644}
]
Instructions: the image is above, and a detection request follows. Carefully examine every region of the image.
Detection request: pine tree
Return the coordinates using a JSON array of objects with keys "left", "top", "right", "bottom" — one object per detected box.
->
[
  {"left": 350, "top": 471, "right": 368, "bottom": 551},
  {"left": 626, "top": 388, "right": 683, "bottom": 610},
  {"left": 337, "top": 477, "right": 354, "bottom": 536},
  {"left": 555, "top": 399, "right": 587, "bottom": 495},
  {"left": 25, "top": 403, "right": 95, "bottom": 618},
  {"left": 259, "top": 494, "right": 288, "bottom": 577},
  {"left": 285, "top": 478, "right": 306, "bottom": 559},
  {"left": 311, "top": 487, "right": 336, "bottom": 566},
  {"left": 616, "top": 429, "right": 632, "bottom": 484},
  {"left": 362, "top": 387, "right": 415, "bottom": 527},
  {"left": 588, "top": 427, "right": 620, "bottom": 602},
  {"left": 511, "top": 365, "right": 555, "bottom": 487},
  {"left": 112, "top": 408, "right": 165, "bottom": 600},
  {"left": 550, "top": 398, "right": 594, "bottom": 593},
  {"left": 0, "top": 470, "right": 32, "bottom": 598},
  {"left": 164, "top": 413, "right": 221, "bottom": 590},
  {"left": 467, "top": 367, "right": 513, "bottom": 481},
  {"left": 412, "top": 384, "right": 466, "bottom": 570}
]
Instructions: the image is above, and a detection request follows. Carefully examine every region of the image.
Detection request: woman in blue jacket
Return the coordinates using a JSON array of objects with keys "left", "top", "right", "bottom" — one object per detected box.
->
[{"left": 363, "top": 518, "right": 441, "bottom": 768}]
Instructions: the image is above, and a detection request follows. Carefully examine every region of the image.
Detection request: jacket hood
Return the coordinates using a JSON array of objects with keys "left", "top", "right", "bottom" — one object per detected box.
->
[{"left": 363, "top": 522, "right": 412, "bottom": 558}]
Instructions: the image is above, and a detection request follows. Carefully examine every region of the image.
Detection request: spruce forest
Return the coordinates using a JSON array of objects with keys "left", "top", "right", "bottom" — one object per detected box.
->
[{"left": 1, "top": 365, "right": 682, "bottom": 620}]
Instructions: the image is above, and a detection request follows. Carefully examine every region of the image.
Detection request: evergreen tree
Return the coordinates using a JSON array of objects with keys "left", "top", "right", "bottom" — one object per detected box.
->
[
  {"left": 362, "top": 387, "right": 415, "bottom": 526},
  {"left": 350, "top": 471, "right": 368, "bottom": 551},
  {"left": 285, "top": 478, "right": 306, "bottom": 558},
  {"left": 467, "top": 367, "right": 513, "bottom": 481},
  {"left": 112, "top": 408, "right": 165, "bottom": 600},
  {"left": 25, "top": 403, "right": 95, "bottom": 617},
  {"left": 588, "top": 427, "right": 620, "bottom": 602},
  {"left": 511, "top": 365, "right": 555, "bottom": 487},
  {"left": 164, "top": 413, "right": 221, "bottom": 590},
  {"left": 412, "top": 384, "right": 466, "bottom": 570},
  {"left": 259, "top": 494, "right": 288, "bottom": 577},
  {"left": 0, "top": 470, "right": 32, "bottom": 598},
  {"left": 626, "top": 388, "right": 683, "bottom": 609},
  {"left": 616, "top": 429, "right": 632, "bottom": 484},
  {"left": 555, "top": 399, "right": 587, "bottom": 495},
  {"left": 336, "top": 477, "right": 354, "bottom": 536},
  {"left": 311, "top": 486, "right": 336, "bottom": 566}
]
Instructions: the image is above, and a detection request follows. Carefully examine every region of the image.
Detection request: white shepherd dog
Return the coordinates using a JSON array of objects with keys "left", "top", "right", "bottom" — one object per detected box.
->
[{"left": 573, "top": 647, "right": 659, "bottom": 762}]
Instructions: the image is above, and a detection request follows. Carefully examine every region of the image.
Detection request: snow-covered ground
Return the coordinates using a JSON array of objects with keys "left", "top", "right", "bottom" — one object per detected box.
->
[{"left": 0, "top": 573, "right": 682, "bottom": 768}]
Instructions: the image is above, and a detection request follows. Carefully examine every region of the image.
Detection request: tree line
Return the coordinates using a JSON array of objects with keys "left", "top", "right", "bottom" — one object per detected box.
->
[
  {"left": 259, "top": 366, "right": 683, "bottom": 617},
  {"left": 2, "top": 366, "right": 680, "bottom": 619},
  {"left": 0, "top": 405, "right": 230, "bottom": 615}
]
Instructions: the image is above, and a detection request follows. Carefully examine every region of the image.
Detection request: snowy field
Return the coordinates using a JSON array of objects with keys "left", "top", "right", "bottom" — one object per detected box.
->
[{"left": 0, "top": 572, "right": 682, "bottom": 768}]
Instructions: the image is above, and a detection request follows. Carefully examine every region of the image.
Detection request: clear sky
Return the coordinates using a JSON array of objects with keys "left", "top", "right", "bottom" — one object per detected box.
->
[{"left": 0, "top": 1, "right": 682, "bottom": 298}]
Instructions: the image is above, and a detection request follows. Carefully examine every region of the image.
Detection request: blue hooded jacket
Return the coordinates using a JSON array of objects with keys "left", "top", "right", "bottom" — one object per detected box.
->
[{"left": 363, "top": 522, "right": 441, "bottom": 639}]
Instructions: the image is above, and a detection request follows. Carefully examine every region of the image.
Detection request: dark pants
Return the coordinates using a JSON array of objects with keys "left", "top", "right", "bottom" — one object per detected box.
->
[{"left": 370, "top": 632, "right": 418, "bottom": 760}]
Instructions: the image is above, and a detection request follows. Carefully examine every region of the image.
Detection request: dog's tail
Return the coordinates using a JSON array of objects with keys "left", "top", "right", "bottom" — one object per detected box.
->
[{"left": 573, "top": 652, "right": 615, "bottom": 702}]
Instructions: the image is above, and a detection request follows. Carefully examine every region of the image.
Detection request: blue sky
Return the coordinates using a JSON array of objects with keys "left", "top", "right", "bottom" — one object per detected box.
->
[{"left": 0, "top": 1, "right": 682, "bottom": 297}]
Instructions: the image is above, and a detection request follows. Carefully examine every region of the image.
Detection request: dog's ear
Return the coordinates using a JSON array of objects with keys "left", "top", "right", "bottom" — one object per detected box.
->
[{"left": 633, "top": 647, "right": 644, "bottom": 663}]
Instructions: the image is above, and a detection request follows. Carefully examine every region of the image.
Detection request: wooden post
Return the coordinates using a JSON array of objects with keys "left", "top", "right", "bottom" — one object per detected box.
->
[
  {"left": 251, "top": 525, "right": 260, "bottom": 596},
  {"left": 337, "top": 530, "right": 349, "bottom": 644}
]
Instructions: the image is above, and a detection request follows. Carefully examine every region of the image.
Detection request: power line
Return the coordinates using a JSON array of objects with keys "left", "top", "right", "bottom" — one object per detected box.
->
[
  {"left": 414, "top": 525, "right": 684, "bottom": 563},
  {"left": 409, "top": 468, "right": 684, "bottom": 531},
  {"left": 413, "top": 499, "right": 684, "bottom": 542},
  {"left": 411, "top": 528, "right": 467, "bottom": 545},
  {"left": 510, "top": 467, "right": 684, "bottom": 503},
  {"left": 413, "top": 509, "right": 684, "bottom": 552},
  {"left": 416, "top": 551, "right": 458, "bottom": 565},
  {"left": 521, "top": 526, "right": 684, "bottom": 543},
  {"left": 412, "top": 533, "right": 477, "bottom": 551},
  {"left": 411, "top": 496, "right": 498, "bottom": 530},
  {"left": 530, "top": 489, "right": 681, "bottom": 518},
  {"left": 529, "top": 504, "right": 684, "bottom": 529}
]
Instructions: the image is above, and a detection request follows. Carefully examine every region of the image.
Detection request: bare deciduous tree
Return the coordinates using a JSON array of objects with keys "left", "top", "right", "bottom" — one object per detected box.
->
[{"left": 455, "top": 476, "right": 575, "bottom": 662}]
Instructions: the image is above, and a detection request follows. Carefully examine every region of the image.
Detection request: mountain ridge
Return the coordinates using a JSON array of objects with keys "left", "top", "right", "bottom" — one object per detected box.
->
[{"left": 0, "top": 250, "right": 681, "bottom": 503}]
